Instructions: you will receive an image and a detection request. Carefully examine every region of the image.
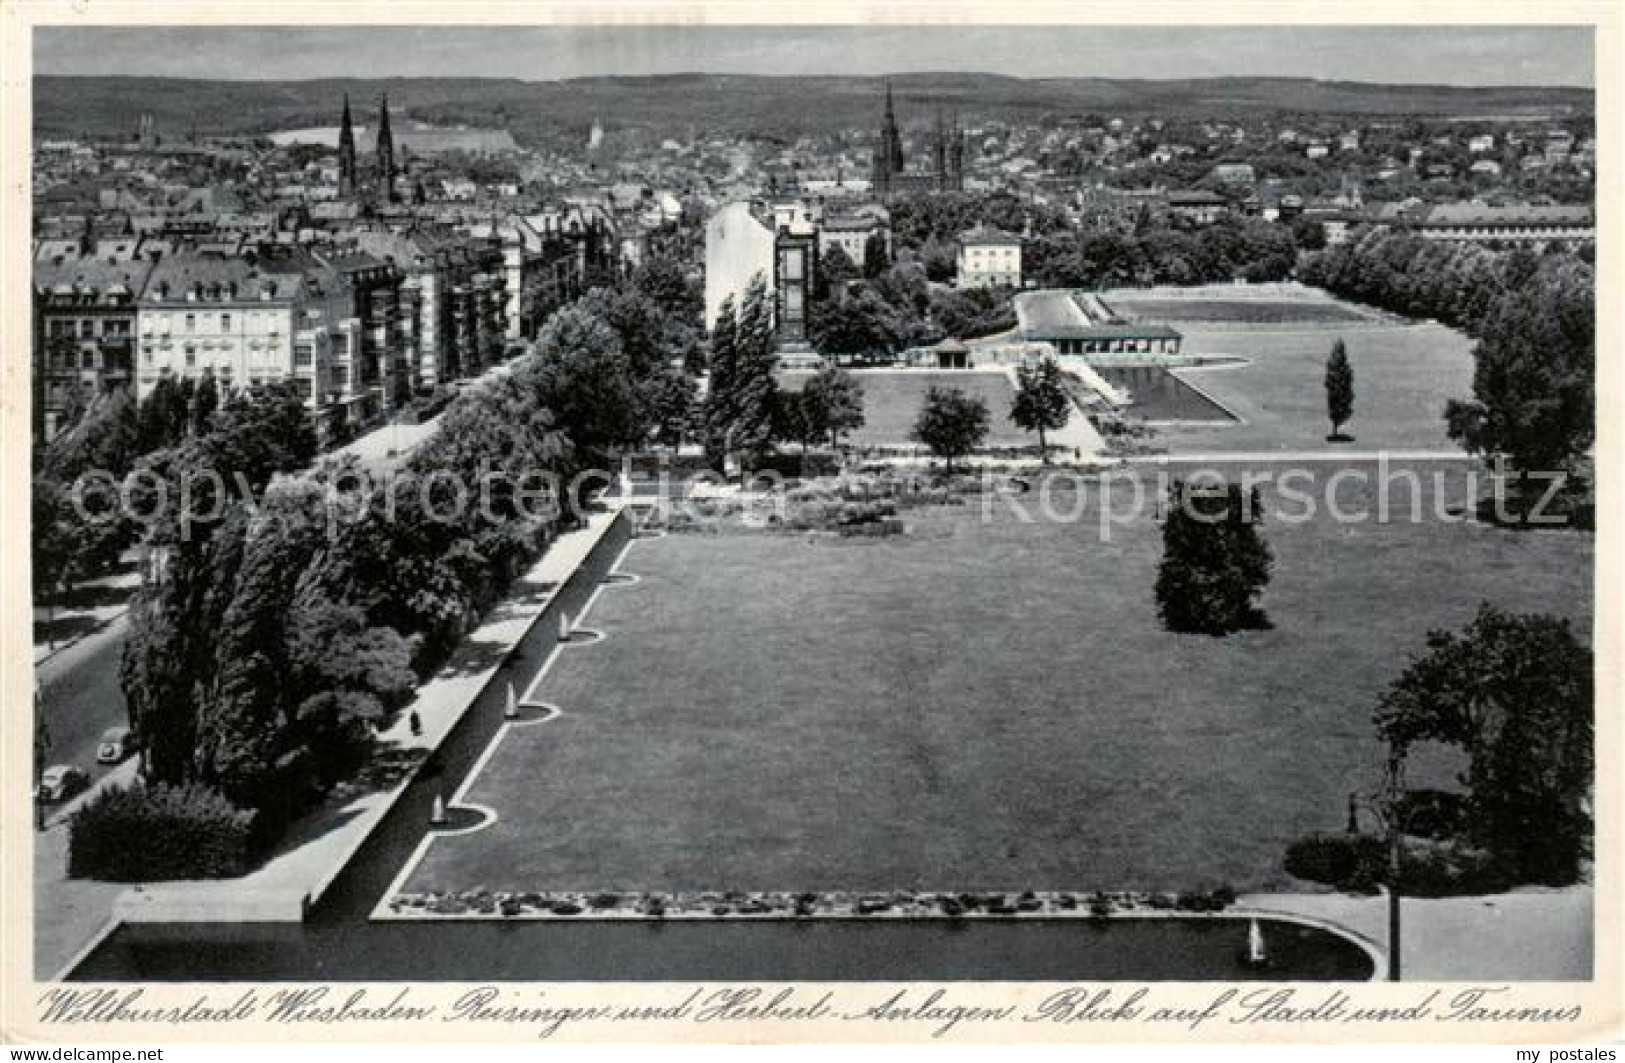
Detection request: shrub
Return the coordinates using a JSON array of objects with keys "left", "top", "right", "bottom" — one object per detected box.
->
[
  {"left": 1398, "top": 837, "right": 1514, "bottom": 897},
  {"left": 68, "top": 780, "right": 256, "bottom": 881},
  {"left": 1282, "top": 833, "right": 1386, "bottom": 894},
  {"left": 1396, "top": 789, "right": 1473, "bottom": 841}
]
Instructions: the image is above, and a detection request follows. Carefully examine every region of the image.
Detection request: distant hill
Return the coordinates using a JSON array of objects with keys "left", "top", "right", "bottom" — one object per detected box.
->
[{"left": 33, "top": 73, "right": 1593, "bottom": 146}]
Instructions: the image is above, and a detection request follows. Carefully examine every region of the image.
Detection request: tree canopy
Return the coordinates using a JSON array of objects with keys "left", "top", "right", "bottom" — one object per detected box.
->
[
  {"left": 1010, "top": 358, "right": 1072, "bottom": 460},
  {"left": 1374, "top": 604, "right": 1593, "bottom": 884},
  {"left": 1154, "top": 481, "right": 1273, "bottom": 636},
  {"left": 911, "top": 386, "right": 990, "bottom": 472}
]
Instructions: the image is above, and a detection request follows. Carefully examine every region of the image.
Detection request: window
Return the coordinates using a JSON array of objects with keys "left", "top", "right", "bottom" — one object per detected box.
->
[
  {"left": 79, "top": 320, "right": 95, "bottom": 338},
  {"left": 781, "top": 247, "right": 804, "bottom": 282},
  {"left": 221, "top": 313, "right": 232, "bottom": 332},
  {"left": 184, "top": 313, "right": 195, "bottom": 331}
]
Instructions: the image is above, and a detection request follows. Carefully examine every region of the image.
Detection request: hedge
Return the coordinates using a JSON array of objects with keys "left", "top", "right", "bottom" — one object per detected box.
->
[
  {"left": 1283, "top": 832, "right": 1386, "bottom": 894},
  {"left": 68, "top": 780, "right": 256, "bottom": 881},
  {"left": 1284, "top": 831, "right": 1516, "bottom": 897}
]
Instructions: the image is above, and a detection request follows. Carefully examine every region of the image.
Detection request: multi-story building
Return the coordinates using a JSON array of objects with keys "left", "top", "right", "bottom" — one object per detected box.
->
[
  {"left": 1166, "top": 189, "right": 1229, "bottom": 226},
  {"left": 135, "top": 255, "right": 305, "bottom": 407},
  {"left": 1413, "top": 203, "right": 1595, "bottom": 246},
  {"left": 351, "top": 228, "right": 508, "bottom": 389},
  {"left": 703, "top": 199, "right": 819, "bottom": 344},
  {"left": 955, "top": 228, "right": 1022, "bottom": 290},
  {"left": 33, "top": 256, "right": 152, "bottom": 441},
  {"left": 290, "top": 251, "right": 416, "bottom": 432},
  {"left": 816, "top": 210, "right": 891, "bottom": 272}
]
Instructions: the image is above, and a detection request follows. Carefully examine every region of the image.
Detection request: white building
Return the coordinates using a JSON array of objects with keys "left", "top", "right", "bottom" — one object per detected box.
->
[
  {"left": 704, "top": 201, "right": 779, "bottom": 332},
  {"left": 956, "top": 228, "right": 1022, "bottom": 290},
  {"left": 135, "top": 257, "right": 305, "bottom": 402}
]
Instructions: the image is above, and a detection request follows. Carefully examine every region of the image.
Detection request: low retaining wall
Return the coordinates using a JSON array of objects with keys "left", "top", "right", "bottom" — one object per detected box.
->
[
  {"left": 110, "top": 509, "right": 634, "bottom": 927},
  {"left": 302, "top": 508, "right": 634, "bottom": 923}
]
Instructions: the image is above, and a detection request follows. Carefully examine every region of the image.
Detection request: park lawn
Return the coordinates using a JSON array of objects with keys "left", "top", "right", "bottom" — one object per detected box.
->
[
  {"left": 1104, "top": 298, "right": 1379, "bottom": 325},
  {"left": 1149, "top": 323, "right": 1477, "bottom": 452},
  {"left": 780, "top": 370, "right": 1031, "bottom": 448},
  {"left": 401, "top": 465, "right": 1591, "bottom": 896}
]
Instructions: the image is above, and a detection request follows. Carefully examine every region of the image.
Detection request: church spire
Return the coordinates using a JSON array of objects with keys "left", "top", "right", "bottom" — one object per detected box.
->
[
  {"left": 337, "top": 94, "right": 356, "bottom": 197},
  {"left": 375, "top": 94, "right": 397, "bottom": 202}
]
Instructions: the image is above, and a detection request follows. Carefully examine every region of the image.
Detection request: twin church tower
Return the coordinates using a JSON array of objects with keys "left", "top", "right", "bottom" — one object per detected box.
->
[
  {"left": 870, "top": 81, "right": 966, "bottom": 198},
  {"left": 337, "top": 94, "right": 397, "bottom": 203}
]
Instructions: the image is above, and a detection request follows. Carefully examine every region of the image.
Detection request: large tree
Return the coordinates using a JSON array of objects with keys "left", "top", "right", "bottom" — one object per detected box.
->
[
  {"left": 700, "top": 293, "right": 739, "bottom": 470},
  {"left": 711, "top": 275, "right": 780, "bottom": 471},
  {"left": 1324, "top": 338, "right": 1355, "bottom": 441},
  {"left": 630, "top": 254, "right": 698, "bottom": 318},
  {"left": 1153, "top": 481, "right": 1272, "bottom": 636},
  {"left": 1374, "top": 604, "right": 1593, "bottom": 884},
  {"left": 800, "top": 365, "right": 865, "bottom": 449},
  {"left": 1010, "top": 357, "right": 1072, "bottom": 461},
  {"left": 809, "top": 289, "right": 898, "bottom": 362},
  {"left": 523, "top": 304, "right": 643, "bottom": 464},
  {"left": 911, "top": 386, "right": 989, "bottom": 473},
  {"left": 41, "top": 385, "right": 140, "bottom": 483},
  {"left": 1445, "top": 262, "right": 1594, "bottom": 509}
]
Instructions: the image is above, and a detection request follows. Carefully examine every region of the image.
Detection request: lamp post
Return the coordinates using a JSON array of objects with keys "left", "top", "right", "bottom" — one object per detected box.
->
[{"left": 1347, "top": 749, "right": 1406, "bottom": 982}]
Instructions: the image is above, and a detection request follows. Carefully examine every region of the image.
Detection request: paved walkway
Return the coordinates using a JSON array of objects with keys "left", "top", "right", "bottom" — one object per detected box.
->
[
  {"left": 1240, "top": 885, "right": 1593, "bottom": 981},
  {"left": 992, "top": 364, "right": 1106, "bottom": 459},
  {"left": 1013, "top": 289, "right": 1091, "bottom": 334},
  {"left": 32, "top": 568, "right": 140, "bottom": 666},
  {"left": 1125, "top": 450, "right": 1473, "bottom": 464}
]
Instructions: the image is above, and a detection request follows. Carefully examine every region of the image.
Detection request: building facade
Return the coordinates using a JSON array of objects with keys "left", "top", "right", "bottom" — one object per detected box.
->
[
  {"left": 33, "top": 257, "right": 151, "bottom": 441},
  {"left": 956, "top": 228, "right": 1022, "bottom": 289},
  {"left": 135, "top": 256, "right": 304, "bottom": 405},
  {"left": 1414, "top": 203, "right": 1594, "bottom": 245}
]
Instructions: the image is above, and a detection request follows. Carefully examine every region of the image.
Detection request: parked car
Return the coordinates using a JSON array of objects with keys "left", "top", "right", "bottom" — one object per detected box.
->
[
  {"left": 96, "top": 726, "right": 137, "bottom": 764},
  {"left": 35, "top": 765, "right": 89, "bottom": 804}
]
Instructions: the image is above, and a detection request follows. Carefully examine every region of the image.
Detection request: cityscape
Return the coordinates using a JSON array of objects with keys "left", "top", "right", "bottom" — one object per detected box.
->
[{"left": 21, "top": 21, "right": 1597, "bottom": 996}]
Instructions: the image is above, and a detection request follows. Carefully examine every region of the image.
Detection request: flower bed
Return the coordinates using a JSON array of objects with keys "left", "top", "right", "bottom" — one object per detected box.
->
[{"left": 384, "top": 886, "right": 1239, "bottom": 921}]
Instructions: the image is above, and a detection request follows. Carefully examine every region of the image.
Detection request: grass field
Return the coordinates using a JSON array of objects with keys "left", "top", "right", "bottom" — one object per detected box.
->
[
  {"left": 1151, "top": 323, "right": 1476, "bottom": 452},
  {"left": 401, "top": 467, "right": 1591, "bottom": 896},
  {"left": 1105, "top": 298, "right": 1379, "bottom": 325},
  {"left": 780, "top": 370, "right": 1030, "bottom": 448}
]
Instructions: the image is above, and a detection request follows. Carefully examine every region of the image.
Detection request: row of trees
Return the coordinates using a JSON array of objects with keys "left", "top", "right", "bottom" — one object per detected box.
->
[
  {"left": 1027, "top": 214, "right": 1300, "bottom": 290},
  {"left": 889, "top": 189, "right": 1304, "bottom": 292},
  {"left": 33, "top": 373, "right": 291, "bottom": 613},
  {"left": 1299, "top": 227, "right": 1513, "bottom": 332},
  {"left": 113, "top": 265, "right": 708, "bottom": 840},
  {"left": 1304, "top": 229, "right": 1595, "bottom": 508}
]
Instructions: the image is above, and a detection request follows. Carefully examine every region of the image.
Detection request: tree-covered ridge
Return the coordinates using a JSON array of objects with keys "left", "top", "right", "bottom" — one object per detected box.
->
[{"left": 34, "top": 74, "right": 1593, "bottom": 144}]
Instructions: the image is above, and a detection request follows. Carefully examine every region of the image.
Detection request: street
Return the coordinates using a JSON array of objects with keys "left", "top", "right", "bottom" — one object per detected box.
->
[{"left": 34, "top": 613, "right": 132, "bottom": 805}]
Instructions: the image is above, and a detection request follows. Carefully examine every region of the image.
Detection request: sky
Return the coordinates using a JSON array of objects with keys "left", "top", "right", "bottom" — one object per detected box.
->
[{"left": 33, "top": 24, "right": 1594, "bottom": 87}]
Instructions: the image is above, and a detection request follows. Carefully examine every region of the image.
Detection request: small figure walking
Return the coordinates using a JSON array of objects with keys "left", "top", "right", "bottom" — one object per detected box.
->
[{"left": 409, "top": 710, "right": 423, "bottom": 737}]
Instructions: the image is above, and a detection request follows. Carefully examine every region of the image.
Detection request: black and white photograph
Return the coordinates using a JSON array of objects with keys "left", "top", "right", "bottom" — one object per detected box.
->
[{"left": 2, "top": 1, "right": 1617, "bottom": 1046}]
